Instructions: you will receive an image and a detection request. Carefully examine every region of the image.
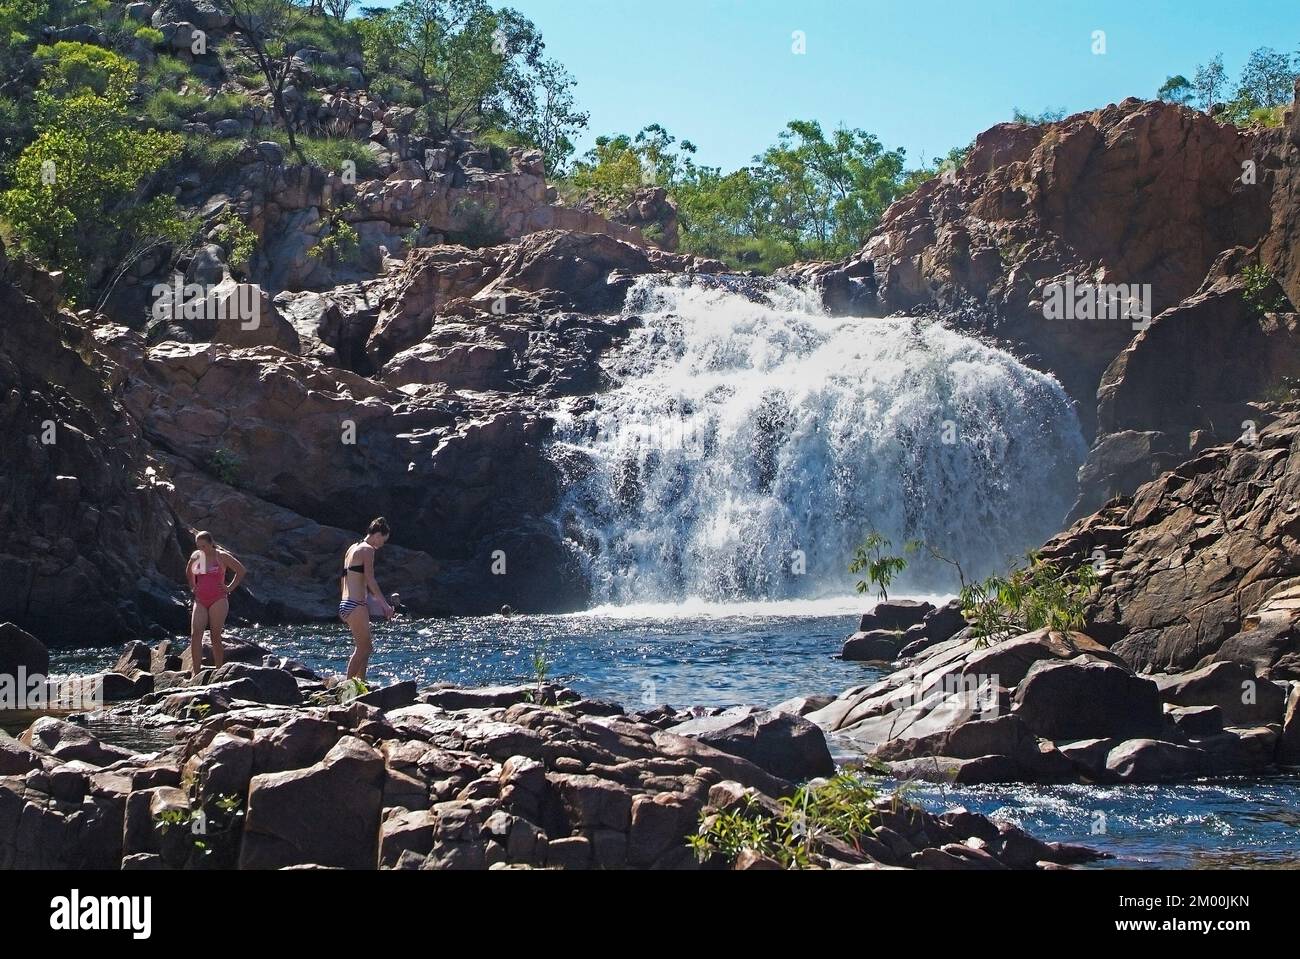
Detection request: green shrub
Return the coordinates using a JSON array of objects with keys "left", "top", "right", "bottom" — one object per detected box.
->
[
  {"left": 1, "top": 43, "right": 186, "bottom": 297},
  {"left": 959, "top": 553, "right": 1099, "bottom": 648},
  {"left": 688, "top": 771, "right": 882, "bottom": 869},
  {"left": 307, "top": 62, "right": 355, "bottom": 88},
  {"left": 207, "top": 448, "right": 241, "bottom": 485},
  {"left": 216, "top": 209, "right": 257, "bottom": 272},
  {"left": 1242, "top": 264, "right": 1292, "bottom": 315},
  {"left": 183, "top": 134, "right": 247, "bottom": 175},
  {"left": 133, "top": 25, "right": 164, "bottom": 46},
  {"left": 257, "top": 130, "right": 380, "bottom": 177},
  {"left": 308, "top": 203, "right": 360, "bottom": 264},
  {"left": 849, "top": 533, "right": 915, "bottom": 602},
  {"left": 144, "top": 54, "right": 191, "bottom": 89}
]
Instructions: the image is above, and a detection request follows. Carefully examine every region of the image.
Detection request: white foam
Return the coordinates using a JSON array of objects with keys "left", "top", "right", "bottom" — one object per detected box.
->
[{"left": 550, "top": 276, "right": 1086, "bottom": 604}]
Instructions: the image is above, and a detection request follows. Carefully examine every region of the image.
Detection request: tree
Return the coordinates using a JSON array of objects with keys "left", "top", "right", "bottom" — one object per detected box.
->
[
  {"left": 754, "top": 120, "right": 907, "bottom": 259},
  {"left": 568, "top": 120, "right": 911, "bottom": 270},
  {"left": 322, "top": 0, "right": 354, "bottom": 19},
  {"left": 0, "top": 42, "right": 187, "bottom": 298},
  {"left": 511, "top": 58, "right": 587, "bottom": 175},
  {"left": 228, "top": 0, "right": 311, "bottom": 164},
  {"left": 1230, "top": 46, "right": 1298, "bottom": 117},
  {"left": 1156, "top": 74, "right": 1195, "bottom": 105},
  {"left": 383, "top": 0, "right": 516, "bottom": 135},
  {"left": 1012, "top": 106, "right": 1066, "bottom": 124},
  {"left": 1193, "top": 53, "right": 1227, "bottom": 112}
]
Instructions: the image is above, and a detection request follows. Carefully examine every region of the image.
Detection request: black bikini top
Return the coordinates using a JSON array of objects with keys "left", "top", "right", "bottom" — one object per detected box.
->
[{"left": 344, "top": 545, "right": 366, "bottom": 574}]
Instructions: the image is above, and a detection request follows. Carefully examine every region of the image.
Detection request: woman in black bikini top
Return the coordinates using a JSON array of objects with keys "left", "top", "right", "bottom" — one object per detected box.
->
[{"left": 339, "top": 517, "right": 393, "bottom": 680}]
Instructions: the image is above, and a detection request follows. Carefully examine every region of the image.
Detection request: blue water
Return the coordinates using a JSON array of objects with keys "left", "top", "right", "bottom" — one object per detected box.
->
[
  {"left": 44, "top": 608, "right": 1300, "bottom": 869},
  {"left": 48, "top": 606, "right": 878, "bottom": 710},
  {"left": 898, "top": 779, "right": 1300, "bottom": 869}
]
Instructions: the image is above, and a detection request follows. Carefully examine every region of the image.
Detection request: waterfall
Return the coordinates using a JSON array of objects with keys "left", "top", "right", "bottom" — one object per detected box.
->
[{"left": 548, "top": 275, "right": 1087, "bottom": 606}]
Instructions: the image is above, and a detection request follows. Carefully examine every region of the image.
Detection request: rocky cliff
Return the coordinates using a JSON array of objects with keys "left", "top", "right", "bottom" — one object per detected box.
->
[
  {"left": 0, "top": 227, "right": 723, "bottom": 644},
  {"left": 794, "top": 84, "right": 1300, "bottom": 516}
]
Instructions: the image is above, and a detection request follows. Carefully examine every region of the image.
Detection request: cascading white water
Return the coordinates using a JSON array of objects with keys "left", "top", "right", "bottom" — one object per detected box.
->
[{"left": 548, "top": 275, "right": 1087, "bottom": 606}]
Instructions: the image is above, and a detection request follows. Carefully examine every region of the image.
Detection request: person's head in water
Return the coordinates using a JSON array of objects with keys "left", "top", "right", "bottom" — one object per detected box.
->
[
  {"left": 500, "top": 604, "right": 513, "bottom": 618},
  {"left": 365, "top": 517, "right": 391, "bottom": 548}
]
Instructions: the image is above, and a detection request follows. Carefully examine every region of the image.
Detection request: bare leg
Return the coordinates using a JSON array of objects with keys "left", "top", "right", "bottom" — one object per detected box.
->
[
  {"left": 190, "top": 602, "right": 209, "bottom": 677},
  {"left": 207, "top": 597, "right": 229, "bottom": 669},
  {"left": 344, "top": 607, "right": 373, "bottom": 681}
]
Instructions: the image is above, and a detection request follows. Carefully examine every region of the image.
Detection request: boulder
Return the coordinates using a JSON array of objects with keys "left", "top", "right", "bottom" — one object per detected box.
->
[
  {"left": 668, "top": 708, "right": 834, "bottom": 781},
  {"left": 650, "top": 730, "right": 793, "bottom": 797},
  {"left": 770, "top": 694, "right": 835, "bottom": 717},
  {"left": 1012, "top": 659, "right": 1163, "bottom": 740},
  {"left": 961, "top": 629, "right": 1124, "bottom": 688},
  {"left": 841, "top": 629, "right": 905, "bottom": 662},
  {"left": 858, "top": 600, "right": 935, "bottom": 633},
  {"left": 1105, "top": 739, "right": 1207, "bottom": 782},
  {"left": 180, "top": 638, "right": 273, "bottom": 674},
  {"left": 112, "top": 641, "right": 152, "bottom": 676},
  {"left": 203, "top": 663, "right": 302, "bottom": 706},
  {"left": 20, "top": 718, "right": 137, "bottom": 766},
  {"left": 1165, "top": 704, "right": 1224, "bottom": 738},
  {"left": 241, "top": 736, "right": 386, "bottom": 869},
  {"left": 0, "top": 737, "right": 42, "bottom": 775},
  {"left": 184, "top": 731, "right": 255, "bottom": 799},
  {"left": 356, "top": 680, "right": 418, "bottom": 711},
  {"left": 1152, "top": 661, "right": 1288, "bottom": 726},
  {"left": 1279, "top": 684, "right": 1300, "bottom": 766},
  {"left": 252, "top": 714, "right": 342, "bottom": 774},
  {"left": 0, "top": 622, "right": 49, "bottom": 677},
  {"left": 1057, "top": 738, "right": 1118, "bottom": 780},
  {"left": 419, "top": 685, "right": 541, "bottom": 710}
]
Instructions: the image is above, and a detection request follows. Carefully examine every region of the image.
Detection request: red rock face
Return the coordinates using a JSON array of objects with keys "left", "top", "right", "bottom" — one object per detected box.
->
[
  {"left": 794, "top": 90, "right": 1300, "bottom": 518},
  {"left": 1040, "top": 408, "right": 1300, "bottom": 675}
]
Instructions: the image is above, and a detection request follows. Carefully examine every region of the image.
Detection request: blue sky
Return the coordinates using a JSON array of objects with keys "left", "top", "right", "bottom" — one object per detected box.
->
[{"left": 483, "top": 0, "right": 1300, "bottom": 170}]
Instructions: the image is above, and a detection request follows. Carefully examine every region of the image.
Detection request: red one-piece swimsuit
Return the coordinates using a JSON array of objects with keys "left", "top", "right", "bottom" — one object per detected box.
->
[{"left": 193, "top": 556, "right": 226, "bottom": 609}]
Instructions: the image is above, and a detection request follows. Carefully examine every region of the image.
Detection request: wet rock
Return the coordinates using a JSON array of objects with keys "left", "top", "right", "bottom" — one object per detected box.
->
[
  {"left": 20, "top": 718, "right": 136, "bottom": 767},
  {"left": 842, "top": 630, "right": 906, "bottom": 662},
  {"left": 1105, "top": 739, "right": 1207, "bottom": 782}
]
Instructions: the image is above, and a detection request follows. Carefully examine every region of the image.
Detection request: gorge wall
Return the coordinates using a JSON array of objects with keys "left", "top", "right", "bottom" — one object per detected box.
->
[{"left": 794, "top": 83, "right": 1300, "bottom": 520}]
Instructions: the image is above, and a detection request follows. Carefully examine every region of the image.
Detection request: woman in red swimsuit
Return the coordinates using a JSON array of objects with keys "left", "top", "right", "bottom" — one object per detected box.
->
[{"left": 187, "top": 531, "right": 247, "bottom": 677}]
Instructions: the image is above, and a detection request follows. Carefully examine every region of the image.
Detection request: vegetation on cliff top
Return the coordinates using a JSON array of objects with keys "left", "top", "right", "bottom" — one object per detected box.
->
[{"left": 0, "top": 1, "right": 1296, "bottom": 297}]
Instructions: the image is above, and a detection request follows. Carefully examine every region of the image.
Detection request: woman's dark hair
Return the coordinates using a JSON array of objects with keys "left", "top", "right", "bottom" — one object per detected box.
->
[{"left": 367, "top": 517, "right": 391, "bottom": 536}]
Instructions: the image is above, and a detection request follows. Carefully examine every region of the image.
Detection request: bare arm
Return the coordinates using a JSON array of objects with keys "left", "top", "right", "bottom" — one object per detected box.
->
[
  {"left": 220, "top": 550, "right": 247, "bottom": 593},
  {"left": 186, "top": 552, "right": 200, "bottom": 592},
  {"left": 363, "top": 548, "right": 390, "bottom": 614}
]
